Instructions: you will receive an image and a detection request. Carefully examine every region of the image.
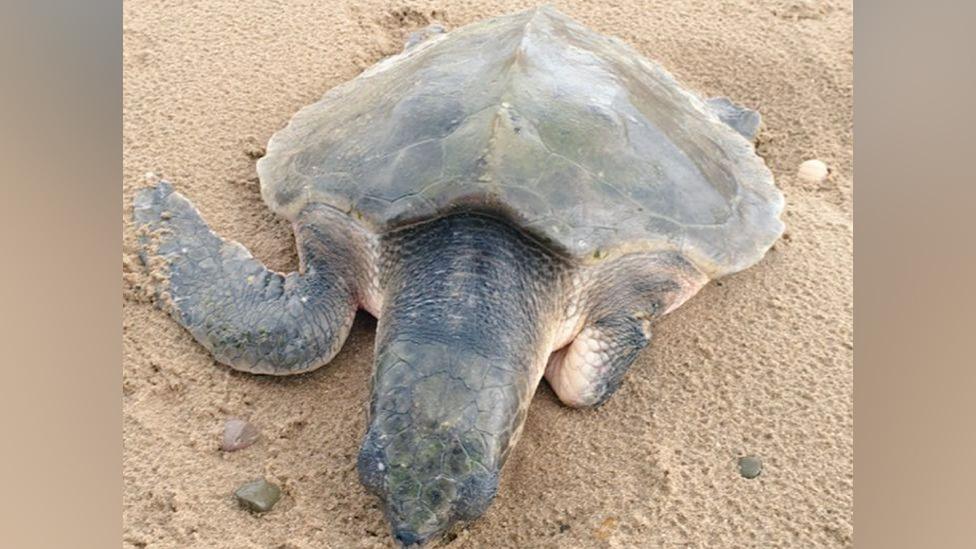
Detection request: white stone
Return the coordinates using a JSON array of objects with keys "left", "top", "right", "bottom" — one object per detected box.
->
[{"left": 797, "top": 159, "right": 829, "bottom": 184}]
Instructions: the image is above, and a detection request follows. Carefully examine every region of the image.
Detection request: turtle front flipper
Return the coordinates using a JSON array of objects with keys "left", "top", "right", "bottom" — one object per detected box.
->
[
  {"left": 133, "top": 182, "right": 362, "bottom": 375},
  {"left": 544, "top": 313, "right": 652, "bottom": 408},
  {"left": 545, "top": 253, "right": 709, "bottom": 407}
]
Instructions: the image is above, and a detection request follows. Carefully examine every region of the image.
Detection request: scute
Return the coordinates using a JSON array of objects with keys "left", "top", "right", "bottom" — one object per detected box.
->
[{"left": 257, "top": 6, "right": 784, "bottom": 278}]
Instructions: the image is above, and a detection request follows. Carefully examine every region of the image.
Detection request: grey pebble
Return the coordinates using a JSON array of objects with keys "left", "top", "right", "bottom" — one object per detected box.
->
[
  {"left": 235, "top": 478, "right": 281, "bottom": 513},
  {"left": 737, "top": 455, "right": 763, "bottom": 479},
  {"left": 221, "top": 418, "right": 260, "bottom": 451}
]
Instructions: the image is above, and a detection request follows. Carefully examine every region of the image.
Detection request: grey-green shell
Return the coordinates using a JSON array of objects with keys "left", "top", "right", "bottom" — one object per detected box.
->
[{"left": 257, "top": 6, "right": 784, "bottom": 278}]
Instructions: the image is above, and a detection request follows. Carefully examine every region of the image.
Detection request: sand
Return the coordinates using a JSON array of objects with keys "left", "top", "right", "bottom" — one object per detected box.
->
[{"left": 122, "top": 1, "right": 853, "bottom": 547}]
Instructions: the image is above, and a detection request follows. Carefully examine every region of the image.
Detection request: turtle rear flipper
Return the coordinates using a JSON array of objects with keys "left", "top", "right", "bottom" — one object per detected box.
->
[
  {"left": 706, "top": 96, "right": 761, "bottom": 141},
  {"left": 403, "top": 23, "right": 446, "bottom": 50},
  {"left": 133, "top": 182, "right": 360, "bottom": 375}
]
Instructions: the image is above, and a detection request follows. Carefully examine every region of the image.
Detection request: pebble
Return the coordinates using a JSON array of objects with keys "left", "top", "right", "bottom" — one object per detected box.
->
[
  {"left": 241, "top": 136, "right": 266, "bottom": 159},
  {"left": 235, "top": 478, "right": 281, "bottom": 513},
  {"left": 797, "top": 159, "right": 829, "bottom": 184},
  {"left": 221, "top": 418, "right": 260, "bottom": 451},
  {"left": 737, "top": 455, "right": 763, "bottom": 479}
]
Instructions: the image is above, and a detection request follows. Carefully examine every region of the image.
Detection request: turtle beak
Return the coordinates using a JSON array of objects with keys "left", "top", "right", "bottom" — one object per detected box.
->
[
  {"left": 357, "top": 416, "right": 501, "bottom": 546},
  {"left": 392, "top": 527, "right": 428, "bottom": 547}
]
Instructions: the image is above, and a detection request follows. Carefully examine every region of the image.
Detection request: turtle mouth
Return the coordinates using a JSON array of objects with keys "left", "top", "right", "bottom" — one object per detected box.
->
[
  {"left": 391, "top": 527, "right": 428, "bottom": 547},
  {"left": 358, "top": 424, "right": 501, "bottom": 546}
]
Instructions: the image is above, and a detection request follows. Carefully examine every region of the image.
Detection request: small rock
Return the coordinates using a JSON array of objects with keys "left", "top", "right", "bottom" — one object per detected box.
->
[
  {"left": 235, "top": 478, "right": 281, "bottom": 513},
  {"left": 221, "top": 418, "right": 260, "bottom": 451},
  {"left": 594, "top": 516, "right": 618, "bottom": 540},
  {"left": 243, "top": 137, "right": 266, "bottom": 159},
  {"left": 797, "top": 159, "right": 829, "bottom": 184},
  {"left": 737, "top": 455, "right": 763, "bottom": 479}
]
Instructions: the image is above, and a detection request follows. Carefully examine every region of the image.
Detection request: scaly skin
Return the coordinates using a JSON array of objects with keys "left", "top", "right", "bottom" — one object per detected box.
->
[
  {"left": 545, "top": 252, "right": 708, "bottom": 408},
  {"left": 134, "top": 183, "right": 367, "bottom": 374},
  {"left": 134, "top": 183, "right": 709, "bottom": 547},
  {"left": 357, "top": 213, "right": 570, "bottom": 545},
  {"left": 354, "top": 215, "right": 707, "bottom": 544}
]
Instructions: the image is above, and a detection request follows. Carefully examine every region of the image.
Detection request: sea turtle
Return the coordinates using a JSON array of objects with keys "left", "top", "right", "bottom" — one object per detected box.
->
[{"left": 133, "top": 6, "right": 783, "bottom": 546}]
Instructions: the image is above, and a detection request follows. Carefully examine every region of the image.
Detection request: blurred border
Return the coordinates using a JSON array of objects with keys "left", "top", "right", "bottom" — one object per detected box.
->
[
  {"left": 856, "top": 1, "right": 975, "bottom": 547},
  {"left": 3, "top": 0, "right": 976, "bottom": 547},
  {"left": 0, "top": 1, "right": 121, "bottom": 547}
]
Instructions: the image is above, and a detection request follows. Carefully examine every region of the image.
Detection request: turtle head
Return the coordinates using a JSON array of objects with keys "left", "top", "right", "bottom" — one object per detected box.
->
[
  {"left": 358, "top": 419, "right": 500, "bottom": 546},
  {"left": 356, "top": 340, "right": 524, "bottom": 545},
  {"left": 356, "top": 213, "right": 566, "bottom": 545},
  {"left": 357, "top": 341, "right": 524, "bottom": 545}
]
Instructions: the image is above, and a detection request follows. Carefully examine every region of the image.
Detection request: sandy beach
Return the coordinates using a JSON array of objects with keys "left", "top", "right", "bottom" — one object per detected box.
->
[{"left": 122, "top": 1, "right": 853, "bottom": 547}]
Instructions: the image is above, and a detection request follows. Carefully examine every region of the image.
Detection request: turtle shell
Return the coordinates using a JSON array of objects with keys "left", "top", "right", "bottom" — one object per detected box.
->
[{"left": 257, "top": 6, "right": 784, "bottom": 278}]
